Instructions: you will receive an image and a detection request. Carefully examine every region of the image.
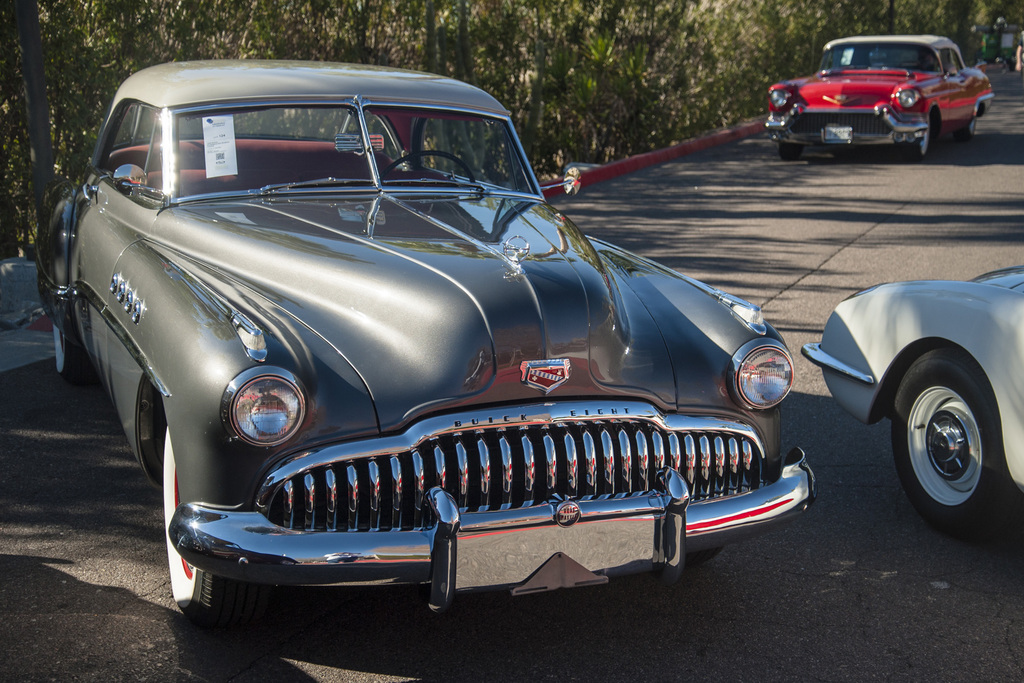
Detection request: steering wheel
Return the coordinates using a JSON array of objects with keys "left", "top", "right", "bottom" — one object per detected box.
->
[{"left": 380, "top": 150, "right": 476, "bottom": 182}]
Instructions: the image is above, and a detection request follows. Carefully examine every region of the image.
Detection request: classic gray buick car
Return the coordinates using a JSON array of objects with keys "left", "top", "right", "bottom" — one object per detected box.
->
[{"left": 38, "top": 61, "right": 815, "bottom": 627}]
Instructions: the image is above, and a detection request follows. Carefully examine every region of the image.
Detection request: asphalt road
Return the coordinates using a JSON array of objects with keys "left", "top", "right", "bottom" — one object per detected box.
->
[{"left": 2, "top": 69, "right": 1022, "bottom": 682}]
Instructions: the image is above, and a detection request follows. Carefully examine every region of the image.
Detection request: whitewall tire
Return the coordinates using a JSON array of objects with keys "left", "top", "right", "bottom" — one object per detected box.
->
[{"left": 163, "top": 430, "right": 270, "bottom": 626}]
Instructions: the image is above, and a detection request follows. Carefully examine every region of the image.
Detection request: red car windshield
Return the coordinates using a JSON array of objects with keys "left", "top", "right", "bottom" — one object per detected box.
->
[{"left": 820, "top": 43, "right": 939, "bottom": 73}]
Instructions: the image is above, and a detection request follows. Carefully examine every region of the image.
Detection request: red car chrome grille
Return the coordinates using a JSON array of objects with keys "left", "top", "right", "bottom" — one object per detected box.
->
[
  {"left": 791, "top": 111, "right": 891, "bottom": 136},
  {"left": 263, "top": 421, "right": 765, "bottom": 532}
]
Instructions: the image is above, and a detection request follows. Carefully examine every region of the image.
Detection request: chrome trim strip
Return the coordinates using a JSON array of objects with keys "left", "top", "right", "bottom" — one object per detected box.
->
[
  {"left": 80, "top": 281, "right": 171, "bottom": 397},
  {"left": 433, "top": 444, "right": 446, "bottom": 491},
  {"left": 637, "top": 432, "right": 649, "bottom": 491},
  {"left": 167, "top": 451, "right": 813, "bottom": 591},
  {"left": 412, "top": 450, "right": 426, "bottom": 527},
  {"left": 353, "top": 95, "right": 381, "bottom": 187},
  {"left": 583, "top": 431, "right": 597, "bottom": 495},
  {"left": 602, "top": 429, "right": 615, "bottom": 494},
  {"left": 715, "top": 436, "right": 725, "bottom": 478},
  {"left": 231, "top": 311, "right": 267, "bottom": 363},
  {"left": 543, "top": 432, "right": 557, "bottom": 492},
  {"left": 390, "top": 456, "right": 402, "bottom": 529},
  {"left": 522, "top": 431, "right": 535, "bottom": 497},
  {"left": 368, "top": 460, "right": 380, "bottom": 529},
  {"left": 619, "top": 429, "right": 632, "bottom": 489},
  {"left": 874, "top": 105, "right": 929, "bottom": 135},
  {"left": 801, "top": 342, "right": 875, "bottom": 386},
  {"left": 652, "top": 431, "right": 665, "bottom": 470},
  {"left": 325, "top": 468, "right": 337, "bottom": 530},
  {"left": 975, "top": 91, "right": 994, "bottom": 116},
  {"left": 700, "top": 436, "right": 710, "bottom": 482},
  {"left": 456, "top": 440, "right": 469, "bottom": 507},
  {"left": 500, "top": 436, "right": 513, "bottom": 505},
  {"left": 346, "top": 465, "right": 358, "bottom": 530},
  {"left": 682, "top": 434, "right": 693, "bottom": 480},
  {"left": 565, "top": 432, "right": 578, "bottom": 497},
  {"left": 477, "top": 435, "right": 490, "bottom": 502},
  {"left": 304, "top": 473, "right": 315, "bottom": 529}
]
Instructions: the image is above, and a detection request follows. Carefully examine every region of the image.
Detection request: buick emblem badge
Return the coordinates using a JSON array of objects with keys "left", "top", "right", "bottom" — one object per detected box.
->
[
  {"left": 555, "top": 500, "right": 582, "bottom": 527},
  {"left": 520, "top": 358, "right": 571, "bottom": 393}
]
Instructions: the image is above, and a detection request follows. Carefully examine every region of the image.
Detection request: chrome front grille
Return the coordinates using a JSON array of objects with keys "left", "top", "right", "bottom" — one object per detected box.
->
[
  {"left": 261, "top": 411, "right": 766, "bottom": 532},
  {"left": 792, "top": 111, "right": 891, "bottom": 136}
]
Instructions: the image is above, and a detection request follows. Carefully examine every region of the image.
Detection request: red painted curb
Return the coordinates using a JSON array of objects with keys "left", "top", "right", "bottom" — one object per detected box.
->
[{"left": 543, "top": 119, "right": 765, "bottom": 198}]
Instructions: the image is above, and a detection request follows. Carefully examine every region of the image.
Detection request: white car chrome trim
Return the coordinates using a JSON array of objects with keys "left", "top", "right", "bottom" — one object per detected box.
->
[{"left": 801, "top": 342, "right": 875, "bottom": 386}]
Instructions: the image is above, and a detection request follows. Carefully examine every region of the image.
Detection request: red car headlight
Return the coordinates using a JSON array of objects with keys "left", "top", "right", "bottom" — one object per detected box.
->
[
  {"left": 896, "top": 88, "right": 920, "bottom": 109},
  {"left": 769, "top": 88, "right": 792, "bottom": 108}
]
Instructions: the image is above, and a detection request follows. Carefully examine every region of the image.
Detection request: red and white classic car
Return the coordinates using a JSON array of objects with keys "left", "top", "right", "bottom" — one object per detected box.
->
[{"left": 766, "top": 35, "right": 994, "bottom": 161}]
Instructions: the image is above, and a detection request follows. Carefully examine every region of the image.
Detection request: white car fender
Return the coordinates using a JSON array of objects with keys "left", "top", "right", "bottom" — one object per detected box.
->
[{"left": 818, "top": 280, "right": 1024, "bottom": 491}]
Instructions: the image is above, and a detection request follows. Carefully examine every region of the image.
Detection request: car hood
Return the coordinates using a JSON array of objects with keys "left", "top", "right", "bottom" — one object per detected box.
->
[
  {"left": 155, "top": 194, "right": 712, "bottom": 432},
  {"left": 791, "top": 71, "right": 912, "bottom": 107}
]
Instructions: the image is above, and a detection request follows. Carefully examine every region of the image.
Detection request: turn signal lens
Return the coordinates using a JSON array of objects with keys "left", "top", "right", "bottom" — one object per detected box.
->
[
  {"left": 733, "top": 343, "right": 794, "bottom": 409},
  {"left": 230, "top": 375, "right": 305, "bottom": 445},
  {"left": 896, "top": 88, "right": 920, "bottom": 108},
  {"left": 769, "top": 89, "right": 791, "bottom": 108}
]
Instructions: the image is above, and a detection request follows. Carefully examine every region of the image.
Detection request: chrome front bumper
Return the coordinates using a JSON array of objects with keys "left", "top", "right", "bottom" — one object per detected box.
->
[
  {"left": 765, "top": 105, "right": 929, "bottom": 145},
  {"left": 169, "top": 448, "right": 814, "bottom": 611}
]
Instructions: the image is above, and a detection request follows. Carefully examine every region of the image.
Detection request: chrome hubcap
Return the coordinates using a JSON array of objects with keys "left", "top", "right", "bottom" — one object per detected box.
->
[
  {"left": 907, "top": 387, "right": 981, "bottom": 505},
  {"left": 926, "top": 410, "right": 969, "bottom": 479}
]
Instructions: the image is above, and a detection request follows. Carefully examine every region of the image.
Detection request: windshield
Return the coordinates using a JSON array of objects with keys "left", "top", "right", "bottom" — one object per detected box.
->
[
  {"left": 364, "top": 105, "right": 534, "bottom": 193},
  {"left": 165, "top": 104, "right": 534, "bottom": 199},
  {"left": 173, "top": 105, "right": 371, "bottom": 197},
  {"left": 820, "top": 43, "right": 940, "bottom": 73}
]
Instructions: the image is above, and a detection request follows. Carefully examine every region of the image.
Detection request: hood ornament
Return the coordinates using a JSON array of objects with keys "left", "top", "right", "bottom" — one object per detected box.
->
[
  {"left": 823, "top": 94, "right": 852, "bottom": 105},
  {"left": 520, "top": 359, "right": 571, "bottom": 393},
  {"left": 503, "top": 235, "right": 531, "bottom": 265}
]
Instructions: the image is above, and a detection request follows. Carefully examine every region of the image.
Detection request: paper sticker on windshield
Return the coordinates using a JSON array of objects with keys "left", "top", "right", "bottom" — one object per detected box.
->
[{"left": 202, "top": 115, "right": 238, "bottom": 178}]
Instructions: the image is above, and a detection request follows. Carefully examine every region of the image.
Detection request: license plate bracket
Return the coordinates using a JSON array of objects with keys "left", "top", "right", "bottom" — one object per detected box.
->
[{"left": 824, "top": 125, "right": 854, "bottom": 143}]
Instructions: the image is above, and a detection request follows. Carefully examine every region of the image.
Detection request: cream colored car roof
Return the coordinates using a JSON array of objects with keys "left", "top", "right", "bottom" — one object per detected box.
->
[
  {"left": 822, "top": 35, "right": 959, "bottom": 53},
  {"left": 111, "top": 60, "right": 508, "bottom": 115}
]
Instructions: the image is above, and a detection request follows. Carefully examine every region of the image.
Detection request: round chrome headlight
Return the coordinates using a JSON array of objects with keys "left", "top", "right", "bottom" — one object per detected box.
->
[
  {"left": 731, "top": 341, "right": 794, "bottom": 409},
  {"left": 225, "top": 370, "right": 305, "bottom": 446},
  {"left": 896, "top": 88, "right": 920, "bottom": 109},
  {"left": 769, "top": 88, "right": 791, "bottom": 108}
]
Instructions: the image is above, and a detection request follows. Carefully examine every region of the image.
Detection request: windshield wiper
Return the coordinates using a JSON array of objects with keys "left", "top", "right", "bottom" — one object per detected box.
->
[
  {"left": 381, "top": 177, "right": 487, "bottom": 193},
  {"left": 256, "top": 177, "right": 372, "bottom": 194}
]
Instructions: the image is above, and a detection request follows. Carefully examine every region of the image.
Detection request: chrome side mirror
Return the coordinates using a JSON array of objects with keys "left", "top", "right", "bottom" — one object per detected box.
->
[
  {"left": 113, "top": 164, "right": 165, "bottom": 203},
  {"left": 541, "top": 166, "right": 583, "bottom": 196},
  {"left": 562, "top": 166, "right": 582, "bottom": 196},
  {"left": 113, "top": 164, "right": 147, "bottom": 191}
]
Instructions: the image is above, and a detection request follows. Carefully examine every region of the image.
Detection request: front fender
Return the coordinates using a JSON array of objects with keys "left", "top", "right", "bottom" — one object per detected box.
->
[
  {"left": 113, "top": 240, "right": 379, "bottom": 508},
  {"left": 817, "top": 281, "right": 1024, "bottom": 491},
  {"left": 593, "top": 240, "right": 785, "bottom": 463},
  {"left": 107, "top": 241, "right": 258, "bottom": 505}
]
